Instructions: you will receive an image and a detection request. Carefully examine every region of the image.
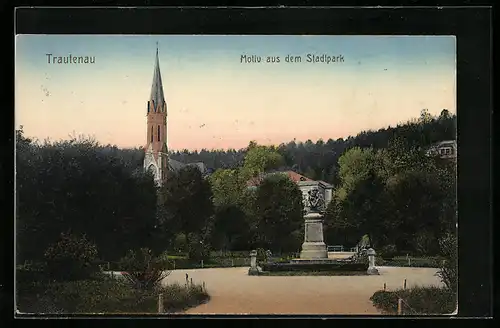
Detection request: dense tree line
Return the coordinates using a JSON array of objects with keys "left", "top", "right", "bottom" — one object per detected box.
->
[
  {"left": 16, "top": 131, "right": 160, "bottom": 264},
  {"left": 16, "top": 108, "right": 456, "bottom": 265},
  {"left": 170, "top": 109, "right": 455, "bottom": 186}
]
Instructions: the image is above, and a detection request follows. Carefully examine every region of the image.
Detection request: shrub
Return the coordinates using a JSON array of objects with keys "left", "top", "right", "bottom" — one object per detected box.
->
[
  {"left": 44, "top": 232, "right": 99, "bottom": 281},
  {"left": 118, "top": 248, "right": 171, "bottom": 290},
  {"left": 161, "top": 283, "right": 210, "bottom": 313},
  {"left": 187, "top": 233, "right": 210, "bottom": 261},
  {"left": 377, "top": 256, "right": 442, "bottom": 268},
  {"left": 436, "top": 232, "right": 457, "bottom": 293},
  {"left": 370, "top": 286, "right": 456, "bottom": 315},
  {"left": 173, "top": 234, "right": 188, "bottom": 254},
  {"left": 379, "top": 244, "right": 397, "bottom": 260},
  {"left": 17, "top": 277, "right": 210, "bottom": 314},
  {"left": 261, "top": 262, "right": 367, "bottom": 272}
]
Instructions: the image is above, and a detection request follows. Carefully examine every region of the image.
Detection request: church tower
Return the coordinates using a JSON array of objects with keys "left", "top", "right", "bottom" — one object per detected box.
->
[{"left": 143, "top": 43, "right": 169, "bottom": 186}]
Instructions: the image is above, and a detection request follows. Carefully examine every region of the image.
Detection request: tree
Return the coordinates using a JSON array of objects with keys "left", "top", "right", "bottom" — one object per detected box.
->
[
  {"left": 385, "top": 169, "right": 444, "bottom": 254},
  {"left": 338, "top": 169, "right": 388, "bottom": 248},
  {"left": 16, "top": 135, "right": 159, "bottom": 263},
  {"left": 159, "top": 166, "right": 214, "bottom": 246},
  {"left": 240, "top": 141, "right": 284, "bottom": 179},
  {"left": 337, "top": 147, "right": 377, "bottom": 195},
  {"left": 210, "top": 204, "right": 250, "bottom": 251},
  {"left": 254, "top": 174, "right": 304, "bottom": 253},
  {"left": 439, "top": 109, "right": 451, "bottom": 121},
  {"left": 44, "top": 232, "right": 99, "bottom": 281},
  {"left": 209, "top": 168, "right": 245, "bottom": 207}
]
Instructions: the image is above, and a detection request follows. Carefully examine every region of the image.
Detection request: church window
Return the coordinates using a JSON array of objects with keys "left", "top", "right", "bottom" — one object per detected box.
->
[{"left": 158, "top": 125, "right": 161, "bottom": 141}]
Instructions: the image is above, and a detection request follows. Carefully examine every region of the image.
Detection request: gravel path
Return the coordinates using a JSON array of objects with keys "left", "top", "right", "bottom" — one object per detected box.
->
[{"left": 162, "top": 266, "right": 442, "bottom": 315}]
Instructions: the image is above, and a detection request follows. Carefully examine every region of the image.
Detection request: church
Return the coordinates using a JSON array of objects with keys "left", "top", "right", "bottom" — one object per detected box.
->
[{"left": 143, "top": 45, "right": 207, "bottom": 186}]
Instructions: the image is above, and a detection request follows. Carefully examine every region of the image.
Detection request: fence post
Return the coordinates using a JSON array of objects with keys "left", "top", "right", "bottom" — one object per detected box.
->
[
  {"left": 231, "top": 259, "right": 234, "bottom": 267},
  {"left": 173, "top": 260, "right": 176, "bottom": 270},
  {"left": 190, "top": 278, "right": 193, "bottom": 286},
  {"left": 202, "top": 281, "right": 206, "bottom": 291},
  {"left": 201, "top": 260, "right": 204, "bottom": 268},
  {"left": 397, "top": 298, "right": 402, "bottom": 315},
  {"left": 404, "top": 279, "right": 407, "bottom": 290},
  {"left": 408, "top": 257, "right": 411, "bottom": 266},
  {"left": 158, "top": 293, "right": 164, "bottom": 313},
  {"left": 383, "top": 283, "right": 386, "bottom": 291}
]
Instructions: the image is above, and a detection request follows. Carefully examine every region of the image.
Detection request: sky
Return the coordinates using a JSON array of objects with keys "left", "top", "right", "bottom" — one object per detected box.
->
[{"left": 15, "top": 35, "right": 456, "bottom": 151}]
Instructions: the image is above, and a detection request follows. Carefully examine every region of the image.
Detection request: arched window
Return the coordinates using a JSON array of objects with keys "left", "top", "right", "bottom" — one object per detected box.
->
[
  {"left": 158, "top": 125, "right": 161, "bottom": 142},
  {"left": 151, "top": 125, "right": 153, "bottom": 142}
]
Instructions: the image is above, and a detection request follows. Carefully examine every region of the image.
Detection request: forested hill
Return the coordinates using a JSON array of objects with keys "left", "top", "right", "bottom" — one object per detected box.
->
[{"left": 169, "top": 109, "right": 456, "bottom": 185}]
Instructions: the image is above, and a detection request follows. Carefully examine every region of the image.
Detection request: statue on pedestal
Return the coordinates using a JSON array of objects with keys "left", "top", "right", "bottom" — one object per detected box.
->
[
  {"left": 300, "top": 187, "right": 328, "bottom": 259},
  {"left": 306, "top": 188, "right": 325, "bottom": 214}
]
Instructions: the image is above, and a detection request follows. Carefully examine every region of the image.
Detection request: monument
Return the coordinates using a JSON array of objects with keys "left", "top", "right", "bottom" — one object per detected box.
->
[{"left": 299, "top": 188, "right": 328, "bottom": 259}]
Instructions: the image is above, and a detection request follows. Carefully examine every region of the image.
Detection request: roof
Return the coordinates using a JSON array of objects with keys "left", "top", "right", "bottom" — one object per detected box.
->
[
  {"left": 246, "top": 170, "right": 313, "bottom": 187},
  {"left": 149, "top": 45, "right": 166, "bottom": 112},
  {"left": 286, "top": 171, "right": 313, "bottom": 183},
  {"left": 168, "top": 158, "right": 186, "bottom": 171},
  {"left": 432, "top": 140, "right": 456, "bottom": 148},
  {"left": 168, "top": 159, "right": 208, "bottom": 174}
]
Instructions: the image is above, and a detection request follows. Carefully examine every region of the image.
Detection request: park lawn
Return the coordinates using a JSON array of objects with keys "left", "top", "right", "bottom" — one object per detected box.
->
[{"left": 376, "top": 256, "right": 443, "bottom": 268}]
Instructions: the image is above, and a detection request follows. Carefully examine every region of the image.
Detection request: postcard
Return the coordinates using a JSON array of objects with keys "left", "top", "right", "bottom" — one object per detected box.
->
[{"left": 15, "top": 34, "right": 457, "bottom": 316}]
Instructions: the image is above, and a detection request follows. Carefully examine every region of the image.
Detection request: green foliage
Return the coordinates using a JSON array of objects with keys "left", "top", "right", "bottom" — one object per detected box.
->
[
  {"left": 16, "top": 277, "right": 209, "bottom": 314},
  {"left": 118, "top": 248, "right": 171, "bottom": 290},
  {"left": 209, "top": 168, "right": 246, "bottom": 207},
  {"left": 385, "top": 169, "right": 443, "bottom": 254},
  {"left": 254, "top": 174, "right": 304, "bottom": 252},
  {"left": 16, "top": 133, "right": 158, "bottom": 263},
  {"left": 261, "top": 262, "right": 368, "bottom": 272},
  {"left": 172, "top": 233, "right": 188, "bottom": 254},
  {"left": 240, "top": 141, "right": 284, "bottom": 179},
  {"left": 44, "top": 232, "right": 99, "bottom": 281},
  {"left": 324, "top": 127, "right": 455, "bottom": 256},
  {"left": 436, "top": 232, "right": 458, "bottom": 293},
  {"left": 337, "top": 147, "right": 377, "bottom": 194},
  {"left": 161, "top": 283, "right": 210, "bottom": 313},
  {"left": 186, "top": 233, "right": 211, "bottom": 261},
  {"left": 168, "top": 113, "right": 455, "bottom": 185},
  {"left": 159, "top": 165, "right": 214, "bottom": 241},
  {"left": 370, "top": 286, "right": 456, "bottom": 315},
  {"left": 377, "top": 256, "right": 442, "bottom": 268},
  {"left": 379, "top": 244, "right": 397, "bottom": 259},
  {"left": 256, "top": 271, "right": 368, "bottom": 276},
  {"left": 210, "top": 205, "right": 250, "bottom": 251}
]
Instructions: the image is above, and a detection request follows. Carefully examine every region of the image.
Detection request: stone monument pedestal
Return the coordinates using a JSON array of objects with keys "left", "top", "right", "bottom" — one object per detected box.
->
[
  {"left": 300, "top": 212, "right": 328, "bottom": 259},
  {"left": 248, "top": 250, "right": 260, "bottom": 275}
]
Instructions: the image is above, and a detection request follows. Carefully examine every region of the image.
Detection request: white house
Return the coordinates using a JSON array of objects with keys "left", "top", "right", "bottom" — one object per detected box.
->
[{"left": 426, "top": 140, "right": 457, "bottom": 160}]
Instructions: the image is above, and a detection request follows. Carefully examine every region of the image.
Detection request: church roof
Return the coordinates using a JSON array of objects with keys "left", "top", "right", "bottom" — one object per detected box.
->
[
  {"left": 150, "top": 44, "right": 165, "bottom": 112},
  {"left": 168, "top": 158, "right": 186, "bottom": 171}
]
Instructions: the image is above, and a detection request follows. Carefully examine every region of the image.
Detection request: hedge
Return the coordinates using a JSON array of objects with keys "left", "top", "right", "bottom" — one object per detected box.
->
[
  {"left": 16, "top": 275, "right": 209, "bottom": 314},
  {"left": 261, "top": 262, "right": 368, "bottom": 272},
  {"left": 370, "top": 286, "right": 456, "bottom": 315}
]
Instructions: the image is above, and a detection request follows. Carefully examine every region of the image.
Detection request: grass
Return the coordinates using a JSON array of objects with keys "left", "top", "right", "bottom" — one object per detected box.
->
[
  {"left": 255, "top": 271, "right": 369, "bottom": 276},
  {"left": 376, "top": 256, "right": 443, "bottom": 268},
  {"left": 16, "top": 273, "right": 209, "bottom": 314},
  {"left": 370, "top": 285, "right": 457, "bottom": 315}
]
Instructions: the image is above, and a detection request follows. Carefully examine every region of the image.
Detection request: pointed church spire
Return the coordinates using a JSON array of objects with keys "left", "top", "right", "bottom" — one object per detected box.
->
[{"left": 150, "top": 42, "right": 165, "bottom": 112}]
